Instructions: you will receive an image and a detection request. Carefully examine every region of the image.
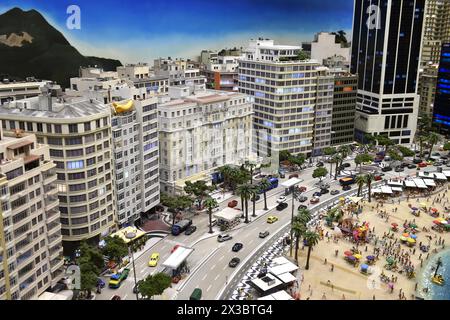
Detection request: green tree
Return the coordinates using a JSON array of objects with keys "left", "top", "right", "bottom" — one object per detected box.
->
[
  {"left": 204, "top": 197, "right": 218, "bottom": 234},
  {"left": 312, "top": 167, "right": 328, "bottom": 182},
  {"left": 279, "top": 150, "right": 292, "bottom": 162},
  {"left": 304, "top": 231, "right": 320, "bottom": 270},
  {"left": 184, "top": 181, "right": 212, "bottom": 210},
  {"left": 138, "top": 272, "right": 172, "bottom": 300},
  {"left": 443, "top": 142, "right": 450, "bottom": 151},
  {"left": 297, "top": 208, "right": 312, "bottom": 225},
  {"left": 289, "top": 154, "right": 306, "bottom": 167},
  {"left": 237, "top": 183, "right": 253, "bottom": 223},
  {"left": 323, "top": 147, "right": 337, "bottom": 178},
  {"left": 291, "top": 220, "right": 306, "bottom": 262},
  {"left": 332, "top": 153, "right": 342, "bottom": 180},
  {"left": 218, "top": 165, "right": 233, "bottom": 189},
  {"left": 102, "top": 236, "right": 128, "bottom": 263},
  {"left": 375, "top": 135, "right": 395, "bottom": 154},
  {"left": 337, "top": 145, "right": 352, "bottom": 175},
  {"left": 77, "top": 241, "right": 104, "bottom": 299},
  {"left": 355, "top": 153, "right": 373, "bottom": 173},
  {"left": 427, "top": 133, "right": 439, "bottom": 160},
  {"left": 259, "top": 178, "right": 271, "bottom": 211},
  {"left": 397, "top": 145, "right": 415, "bottom": 157},
  {"left": 332, "top": 30, "right": 348, "bottom": 44},
  {"left": 356, "top": 175, "right": 366, "bottom": 197}
]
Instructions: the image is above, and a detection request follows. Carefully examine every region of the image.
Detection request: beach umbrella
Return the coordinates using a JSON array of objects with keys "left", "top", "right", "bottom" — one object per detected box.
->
[
  {"left": 420, "top": 202, "right": 427, "bottom": 207},
  {"left": 434, "top": 220, "right": 442, "bottom": 225},
  {"left": 353, "top": 254, "right": 362, "bottom": 260},
  {"left": 441, "top": 220, "right": 448, "bottom": 225},
  {"left": 411, "top": 207, "right": 418, "bottom": 211},
  {"left": 410, "top": 223, "right": 418, "bottom": 229},
  {"left": 344, "top": 251, "right": 353, "bottom": 256},
  {"left": 431, "top": 208, "right": 438, "bottom": 212},
  {"left": 347, "top": 256, "right": 356, "bottom": 261},
  {"left": 410, "top": 234, "right": 418, "bottom": 239},
  {"left": 391, "top": 223, "right": 398, "bottom": 227},
  {"left": 388, "top": 282, "right": 394, "bottom": 289},
  {"left": 361, "top": 264, "right": 369, "bottom": 270},
  {"left": 367, "top": 256, "right": 375, "bottom": 261},
  {"left": 402, "top": 233, "right": 410, "bottom": 237},
  {"left": 339, "top": 197, "right": 345, "bottom": 201},
  {"left": 386, "top": 257, "right": 394, "bottom": 264},
  {"left": 407, "top": 238, "right": 416, "bottom": 243},
  {"left": 400, "top": 236, "right": 408, "bottom": 241}
]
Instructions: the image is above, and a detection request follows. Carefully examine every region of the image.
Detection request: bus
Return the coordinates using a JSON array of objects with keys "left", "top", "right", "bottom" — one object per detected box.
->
[
  {"left": 257, "top": 177, "right": 279, "bottom": 194},
  {"left": 339, "top": 176, "right": 356, "bottom": 186},
  {"left": 172, "top": 219, "right": 193, "bottom": 236},
  {"left": 109, "top": 268, "right": 130, "bottom": 288}
]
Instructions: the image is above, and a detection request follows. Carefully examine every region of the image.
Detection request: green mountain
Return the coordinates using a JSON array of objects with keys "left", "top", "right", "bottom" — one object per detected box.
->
[{"left": 0, "top": 7, "right": 122, "bottom": 87}]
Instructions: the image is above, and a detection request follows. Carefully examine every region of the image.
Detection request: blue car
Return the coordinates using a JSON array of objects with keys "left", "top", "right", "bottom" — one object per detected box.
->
[{"left": 97, "top": 278, "right": 105, "bottom": 289}]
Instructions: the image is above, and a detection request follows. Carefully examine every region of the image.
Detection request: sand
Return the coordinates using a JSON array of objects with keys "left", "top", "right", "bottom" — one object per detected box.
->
[{"left": 293, "top": 186, "right": 450, "bottom": 300}]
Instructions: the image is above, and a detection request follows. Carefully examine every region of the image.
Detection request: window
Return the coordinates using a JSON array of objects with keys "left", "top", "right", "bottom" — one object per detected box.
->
[
  {"left": 37, "top": 123, "right": 43, "bottom": 132},
  {"left": 65, "top": 137, "right": 83, "bottom": 145},
  {"left": 84, "top": 122, "right": 91, "bottom": 131},
  {"left": 46, "top": 124, "right": 52, "bottom": 133},
  {"left": 66, "top": 149, "right": 83, "bottom": 157},
  {"left": 50, "top": 149, "right": 64, "bottom": 158},
  {"left": 68, "top": 124, "right": 78, "bottom": 133},
  {"left": 86, "top": 146, "right": 95, "bottom": 155},
  {"left": 54, "top": 124, "right": 62, "bottom": 134},
  {"left": 67, "top": 160, "right": 84, "bottom": 170},
  {"left": 47, "top": 138, "right": 63, "bottom": 145},
  {"left": 68, "top": 172, "right": 85, "bottom": 180},
  {"left": 69, "top": 183, "right": 85, "bottom": 192}
]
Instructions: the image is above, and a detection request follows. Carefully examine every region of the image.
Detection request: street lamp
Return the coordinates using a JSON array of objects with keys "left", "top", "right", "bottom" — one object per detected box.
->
[{"left": 128, "top": 246, "right": 139, "bottom": 300}]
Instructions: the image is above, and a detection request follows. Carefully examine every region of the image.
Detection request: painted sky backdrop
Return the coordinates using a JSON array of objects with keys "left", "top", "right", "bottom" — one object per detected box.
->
[{"left": 1, "top": 0, "right": 354, "bottom": 63}]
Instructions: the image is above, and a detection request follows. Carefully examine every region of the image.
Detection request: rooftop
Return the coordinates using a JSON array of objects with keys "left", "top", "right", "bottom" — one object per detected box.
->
[{"left": 0, "top": 96, "right": 110, "bottom": 120}]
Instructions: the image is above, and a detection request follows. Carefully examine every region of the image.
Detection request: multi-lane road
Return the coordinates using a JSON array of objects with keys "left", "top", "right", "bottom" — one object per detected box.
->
[{"left": 96, "top": 157, "right": 440, "bottom": 300}]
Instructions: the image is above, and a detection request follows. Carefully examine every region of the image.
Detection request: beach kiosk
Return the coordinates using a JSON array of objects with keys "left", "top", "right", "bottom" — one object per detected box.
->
[{"left": 214, "top": 207, "right": 242, "bottom": 231}]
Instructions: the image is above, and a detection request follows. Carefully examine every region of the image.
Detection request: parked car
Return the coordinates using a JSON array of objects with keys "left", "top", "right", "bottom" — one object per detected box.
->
[
  {"left": 298, "top": 195, "right": 308, "bottom": 202},
  {"left": 381, "top": 166, "right": 393, "bottom": 172},
  {"left": 232, "top": 243, "right": 243, "bottom": 252},
  {"left": 313, "top": 192, "right": 322, "bottom": 197},
  {"left": 394, "top": 167, "right": 404, "bottom": 172},
  {"left": 374, "top": 175, "right": 383, "bottom": 181},
  {"left": 111, "top": 295, "right": 121, "bottom": 300},
  {"left": 259, "top": 231, "right": 270, "bottom": 238},
  {"left": 342, "top": 163, "right": 351, "bottom": 168},
  {"left": 279, "top": 172, "right": 286, "bottom": 178},
  {"left": 228, "top": 200, "right": 238, "bottom": 208},
  {"left": 408, "top": 164, "right": 417, "bottom": 169},
  {"left": 217, "top": 234, "right": 233, "bottom": 242},
  {"left": 418, "top": 162, "right": 428, "bottom": 168},
  {"left": 310, "top": 197, "right": 320, "bottom": 204},
  {"left": 330, "top": 190, "right": 340, "bottom": 195},
  {"left": 229, "top": 257, "right": 241, "bottom": 268},
  {"left": 316, "top": 162, "right": 324, "bottom": 167},
  {"left": 289, "top": 173, "right": 299, "bottom": 179},
  {"left": 184, "top": 225, "right": 197, "bottom": 236},
  {"left": 276, "top": 196, "right": 287, "bottom": 203},
  {"left": 342, "top": 185, "right": 352, "bottom": 191},
  {"left": 298, "top": 186, "right": 307, "bottom": 193},
  {"left": 276, "top": 202, "right": 288, "bottom": 211},
  {"left": 171, "top": 245, "right": 180, "bottom": 253},
  {"left": 320, "top": 188, "right": 329, "bottom": 195},
  {"left": 413, "top": 158, "right": 423, "bottom": 164},
  {"left": 267, "top": 216, "right": 279, "bottom": 224}
]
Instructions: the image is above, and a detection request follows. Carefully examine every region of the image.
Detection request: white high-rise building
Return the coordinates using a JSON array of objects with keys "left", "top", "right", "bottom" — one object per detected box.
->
[
  {"left": 0, "top": 123, "right": 63, "bottom": 300},
  {"left": 239, "top": 38, "right": 334, "bottom": 157},
  {"left": 311, "top": 32, "right": 351, "bottom": 69},
  {"left": 158, "top": 86, "right": 253, "bottom": 194}
]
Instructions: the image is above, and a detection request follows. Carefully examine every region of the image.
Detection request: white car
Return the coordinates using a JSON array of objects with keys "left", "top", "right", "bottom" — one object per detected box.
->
[{"left": 276, "top": 196, "right": 287, "bottom": 203}]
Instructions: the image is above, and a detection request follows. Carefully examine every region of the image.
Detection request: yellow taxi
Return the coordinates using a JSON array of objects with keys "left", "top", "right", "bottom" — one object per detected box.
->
[
  {"left": 267, "top": 216, "right": 279, "bottom": 224},
  {"left": 148, "top": 253, "right": 160, "bottom": 267}
]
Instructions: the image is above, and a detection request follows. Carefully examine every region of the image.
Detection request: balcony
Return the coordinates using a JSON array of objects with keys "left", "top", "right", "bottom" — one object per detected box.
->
[
  {"left": 47, "top": 221, "right": 60, "bottom": 234},
  {"left": 44, "top": 196, "right": 59, "bottom": 211},
  {"left": 50, "top": 258, "right": 63, "bottom": 272},
  {"left": 19, "top": 276, "right": 35, "bottom": 292},
  {"left": 44, "top": 184, "right": 58, "bottom": 196},
  {"left": 45, "top": 207, "right": 60, "bottom": 222},
  {"left": 48, "top": 232, "right": 62, "bottom": 246}
]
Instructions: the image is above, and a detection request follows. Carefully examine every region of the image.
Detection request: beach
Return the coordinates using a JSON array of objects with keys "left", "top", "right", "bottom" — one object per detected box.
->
[{"left": 293, "top": 186, "right": 450, "bottom": 300}]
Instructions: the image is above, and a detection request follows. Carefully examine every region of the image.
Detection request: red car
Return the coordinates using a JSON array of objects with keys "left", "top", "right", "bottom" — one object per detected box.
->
[
  {"left": 418, "top": 162, "right": 428, "bottom": 168},
  {"left": 374, "top": 175, "right": 382, "bottom": 181},
  {"left": 171, "top": 245, "right": 180, "bottom": 253},
  {"left": 289, "top": 174, "right": 299, "bottom": 179},
  {"left": 310, "top": 197, "right": 320, "bottom": 204},
  {"left": 298, "top": 186, "right": 307, "bottom": 193},
  {"left": 228, "top": 200, "right": 238, "bottom": 208}
]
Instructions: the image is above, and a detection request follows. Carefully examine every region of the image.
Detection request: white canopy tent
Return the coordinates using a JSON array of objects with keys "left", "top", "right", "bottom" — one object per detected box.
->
[
  {"left": 423, "top": 179, "right": 436, "bottom": 187},
  {"left": 214, "top": 207, "right": 242, "bottom": 222},
  {"left": 443, "top": 171, "right": 450, "bottom": 178},
  {"left": 392, "top": 187, "right": 403, "bottom": 192},
  {"left": 419, "top": 172, "right": 435, "bottom": 180},
  {"left": 258, "top": 290, "right": 294, "bottom": 300},
  {"left": 281, "top": 178, "right": 303, "bottom": 188},
  {"left": 404, "top": 180, "right": 417, "bottom": 188},
  {"left": 269, "top": 262, "right": 298, "bottom": 276},
  {"left": 381, "top": 186, "right": 393, "bottom": 194},
  {"left": 387, "top": 180, "right": 403, "bottom": 187},
  {"left": 434, "top": 172, "right": 448, "bottom": 180},
  {"left": 413, "top": 179, "right": 428, "bottom": 189},
  {"left": 372, "top": 188, "right": 382, "bottom": 194},
  {"left": 276, "top": 272, "right": 297, "bottom": 283},
  {"left": 162, "top": 246, "right": 194, "bottom": 270}
]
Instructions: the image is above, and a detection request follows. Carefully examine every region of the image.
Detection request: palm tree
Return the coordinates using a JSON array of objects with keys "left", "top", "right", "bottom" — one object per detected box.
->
[
  {"left": 204, "top": 197, "right": 218, "bottom": 234},
  {"left": 304, "top": 231, "right": 320, "bottom": 270},
  {"left": 333, "top": 153, "right": 342, "bottom": 180},
  {"left": 356, "top": 174, "right": 366, "bottom": 197},
  {"left": 365, "top": 173, "right": 374, "bottom": 203},
  {"left": 259, "top": 178, "right": 271, "bottom": 211},
  {"left": 427, "top": 133, "right": 439, "bottom": 160},
  {"left": 337, "top": 145, "right": 351, "bottom": 174},
  {"left": 244, "top": 161, "right": 257, "bottom": 184},
  {"left": 237, "top": 183, "right": 253, "bottom": 223},
  {"left": 218, "top": 165, "right": 233, "bottom": 189},
  {"left": 297, "top": 208, "right": 312, "bottom": 225},
  {"left": 250, "top": 185, "right": 259, "bottom": 218},
  {"left": 291, "top": 221, "right": 306, "bottom": 262}
]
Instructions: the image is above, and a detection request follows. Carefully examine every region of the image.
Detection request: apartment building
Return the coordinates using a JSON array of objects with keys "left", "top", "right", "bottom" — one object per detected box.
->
[
  {"left": 202, "top": 55, "right": 242, "bottom": 92},
  {"left": 0, "top": 79, "right": 49, "bottom": 105},
  {"left": 433, "top": 43, "right": 450, "bottom": 134},
  {"left": 0, "top": 84, "right": 116, "bottom": 254},
  {"left": 158, "top": 86, "right": 253, "bottom": 194},
  {"left": 0, "top": 124, "right": 63, "bottom": 300},
  {"left": 117, "top": 63, "right": 169, "bottom": 95},
  {"left": 311, "top": 32, "right": 351, "bottom": 69},
  {"left": 330, "top": 70, "right": 358, "bottom": 146},
  {"left": 154, "top": 57, "right": 206, "bottom": 87},
  {"left": 421, "top": 0, "right": 450, "bottom": 66},
  {"left": 67, "top": 76, "right": 160, "bottom": 228},
  {"left": 418, "top": 64, "right": 439, "bottom": 117},
  {"left": 238, "top": 38, "right": 334, "bottom": 157}
]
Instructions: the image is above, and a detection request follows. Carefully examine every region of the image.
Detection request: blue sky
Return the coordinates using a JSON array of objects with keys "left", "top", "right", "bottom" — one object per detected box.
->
[{"left": 1, "top": 0, "right": 354, "bottom": 63}]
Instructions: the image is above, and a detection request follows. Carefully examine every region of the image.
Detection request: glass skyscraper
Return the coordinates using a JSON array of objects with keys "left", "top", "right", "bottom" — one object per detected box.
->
[
  {"left": 351, "top": 0, "right": 425, "bottom": 145},
  {"left": 433, "top": 43, "right": 450, "bottom": 134}
]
